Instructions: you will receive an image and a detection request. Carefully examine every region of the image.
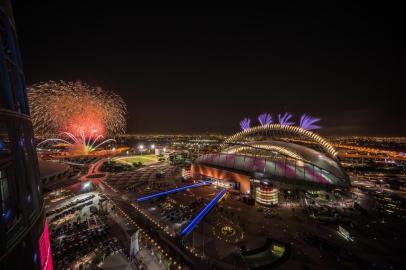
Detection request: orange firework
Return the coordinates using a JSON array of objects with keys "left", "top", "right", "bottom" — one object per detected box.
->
[{"left": 28, "top": 80, "right": 126, "bottom": 153}]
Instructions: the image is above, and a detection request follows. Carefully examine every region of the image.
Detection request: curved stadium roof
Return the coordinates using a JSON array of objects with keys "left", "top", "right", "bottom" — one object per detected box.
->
[{"left": 195, "top": 140, "right": 349, "bottom": 189}]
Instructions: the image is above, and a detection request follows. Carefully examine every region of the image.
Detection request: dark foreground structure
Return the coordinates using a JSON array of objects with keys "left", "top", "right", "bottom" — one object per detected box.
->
[{"left": 0, "top": 1, "right": 52, "bottom": 269}]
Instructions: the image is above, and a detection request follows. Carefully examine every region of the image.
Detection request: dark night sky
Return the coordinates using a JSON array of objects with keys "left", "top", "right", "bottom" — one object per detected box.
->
[{"left": 11, "top": 4, "right": 403, "bottom": 135}]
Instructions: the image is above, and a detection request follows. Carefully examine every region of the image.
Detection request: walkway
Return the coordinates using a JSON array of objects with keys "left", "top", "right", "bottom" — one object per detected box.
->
[{"left": 135, "top": 181, "right": 211, "bottom": 202}]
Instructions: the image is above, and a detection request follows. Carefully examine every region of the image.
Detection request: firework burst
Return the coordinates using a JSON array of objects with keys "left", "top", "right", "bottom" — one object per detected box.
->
[
  {"left": 240, "top": 117, "right": 251, "bottom": 130},
  {"left": 299, "top": 114, "right": 321, "bottom": 130},
  {"left": 277, "top": 112, "right": 295, "bottom": 126},
  {"left": 28, "top": 80, "right": 126, "bottom": 154},
  {"left": 257, "top": 113, "right": 272, "bottom": 126}
]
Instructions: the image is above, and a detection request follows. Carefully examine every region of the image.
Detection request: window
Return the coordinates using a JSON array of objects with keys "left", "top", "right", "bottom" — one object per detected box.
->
[
  {"left": 0, "top": 165, "right": 21, "bottom": 232},
  {"left": 0, "top": 169, "right": 9, "bottom": 212},
  {"left": 0, "top": 122, "right": 11, "bottom": 154},
  {"left": 0, "top": 118, "right": 25, "bottom": 241},
  {"left": 18, "top": 123, "right": 40, "bottom": 214}
]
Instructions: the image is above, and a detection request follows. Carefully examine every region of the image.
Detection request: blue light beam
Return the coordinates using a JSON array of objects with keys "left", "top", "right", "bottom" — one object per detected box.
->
[
  {"left": 180, "top": 188, "right": 227, "bottom": 237},
  {"left": 135, "top": 181, "right": 210, "bottom": 202}
]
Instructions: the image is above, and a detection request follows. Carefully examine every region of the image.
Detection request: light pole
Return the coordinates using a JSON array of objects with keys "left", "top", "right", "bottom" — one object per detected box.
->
[
  {"left": 150, "top": 144, "right": 155, "bottom": 154},
  {"left": 139, "top": 145, "right": 144, "bottom": 156}
]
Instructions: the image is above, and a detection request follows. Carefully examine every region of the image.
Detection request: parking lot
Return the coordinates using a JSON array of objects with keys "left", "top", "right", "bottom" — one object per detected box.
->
[{"left": 104, "top": 162, "right": 181, "bottom": 192}]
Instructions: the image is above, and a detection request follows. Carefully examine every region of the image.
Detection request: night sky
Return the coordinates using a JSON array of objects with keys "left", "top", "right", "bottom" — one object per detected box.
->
[{"left": 11, "top": 4, "right": 402, "bottom": 135}]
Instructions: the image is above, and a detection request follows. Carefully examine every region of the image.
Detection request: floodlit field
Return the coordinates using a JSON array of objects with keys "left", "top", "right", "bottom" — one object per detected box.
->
[{"left": 113, "top": 154, "right": 158, "bottom": 166}]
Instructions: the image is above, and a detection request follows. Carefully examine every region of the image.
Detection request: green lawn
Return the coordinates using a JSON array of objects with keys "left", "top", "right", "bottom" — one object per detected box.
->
[{"left": 113, "top": 154, "right": 158, "bottom": 166}]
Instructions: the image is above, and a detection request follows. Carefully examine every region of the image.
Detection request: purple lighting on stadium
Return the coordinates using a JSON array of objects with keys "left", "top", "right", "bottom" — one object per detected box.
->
[
  {"left": 278, "top": 112, "right": 294, "bottom": 126},
  {"left": 226, "top": 154, "right": 236, "bottom": 166},
  {"left": 258, "top": 113, "right": 272, "bottom": 126},
  {"left": 299, "top": 114, "right": 321, "bottom": 130},
  {"left": 240, "top": 117, "right": 251, "bottom": 130},
  {"left": 251, "top": 157, "right": 265, "bottom": 170}
]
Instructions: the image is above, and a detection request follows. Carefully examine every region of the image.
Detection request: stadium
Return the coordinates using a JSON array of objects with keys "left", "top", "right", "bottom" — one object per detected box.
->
[{"left": 191, "top": 114, "right": 350, "bottom": 206}]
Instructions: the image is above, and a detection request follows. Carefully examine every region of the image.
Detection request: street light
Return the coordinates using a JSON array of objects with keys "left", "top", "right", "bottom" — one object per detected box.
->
[
  {"left": 139, "top": 145, "right": 144, "bottom": 155},
  {"left": 82, "top": 181, "right": 91, "bottom": 190}
]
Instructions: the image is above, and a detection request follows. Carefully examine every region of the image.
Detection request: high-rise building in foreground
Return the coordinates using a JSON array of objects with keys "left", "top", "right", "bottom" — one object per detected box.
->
[{"left": 0, "top": 1, "right": 52, "bottom": 269}]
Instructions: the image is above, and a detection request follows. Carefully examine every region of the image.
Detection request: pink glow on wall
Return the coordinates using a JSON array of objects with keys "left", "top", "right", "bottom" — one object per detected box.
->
[{"left": 39, "top": 219, "right": 53, "bottom": 270}]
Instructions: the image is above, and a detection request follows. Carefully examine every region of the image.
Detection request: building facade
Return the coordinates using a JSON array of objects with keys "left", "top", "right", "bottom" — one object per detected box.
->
[
  {"left": 255, "top": 181, "right": 279, "bottom": 206},
  {"left": 0, "top": 1, "right": 52, "bottom": 269}
]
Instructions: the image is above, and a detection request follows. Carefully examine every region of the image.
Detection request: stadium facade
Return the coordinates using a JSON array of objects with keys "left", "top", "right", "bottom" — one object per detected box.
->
[{"left": 192, "top": 124, "right": 350, "bottom": 205}]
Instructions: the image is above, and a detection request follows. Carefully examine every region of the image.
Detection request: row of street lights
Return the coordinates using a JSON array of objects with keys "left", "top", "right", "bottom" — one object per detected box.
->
[{"left": 137, "top": 144, "right": 166, "bottom": 154}]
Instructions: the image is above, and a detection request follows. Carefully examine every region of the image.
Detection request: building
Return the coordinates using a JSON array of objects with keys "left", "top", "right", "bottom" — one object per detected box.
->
[
  {"left": 38, "top": 160, "right": 71, "bottom": 187},
  {"left": 192, "top": 140, "right": 349, "bottom": 192},
  {"left": 181, "top": 166, "right": 192, "bottom": 180},
  {"left": 255, "top": 181, "right": 279, "bottom": 206},
  {"left": 192, "top": 124, "right": 350, "bottom": 204},
  {"left": 169, "top": 150, "right": 189, "bottom": 164},
  {"left": 0, "top": 1, "right": 52, "bottom": 269}
]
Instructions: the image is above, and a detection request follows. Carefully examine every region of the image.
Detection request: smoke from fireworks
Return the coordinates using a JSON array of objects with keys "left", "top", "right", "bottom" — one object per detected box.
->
[{"left": 28, "top": 81, "right": 126, "bottom": 153}]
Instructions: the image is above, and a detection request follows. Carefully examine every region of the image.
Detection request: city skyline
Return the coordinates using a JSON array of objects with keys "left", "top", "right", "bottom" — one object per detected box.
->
[{"left": 12, "top": 4, "right": 403, "bottom": 135}]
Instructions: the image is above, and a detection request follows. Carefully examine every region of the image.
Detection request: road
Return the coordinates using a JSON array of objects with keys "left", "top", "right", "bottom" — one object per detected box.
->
[{"left": 99, "top": 180, "right": 210, "bottom": 270}]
